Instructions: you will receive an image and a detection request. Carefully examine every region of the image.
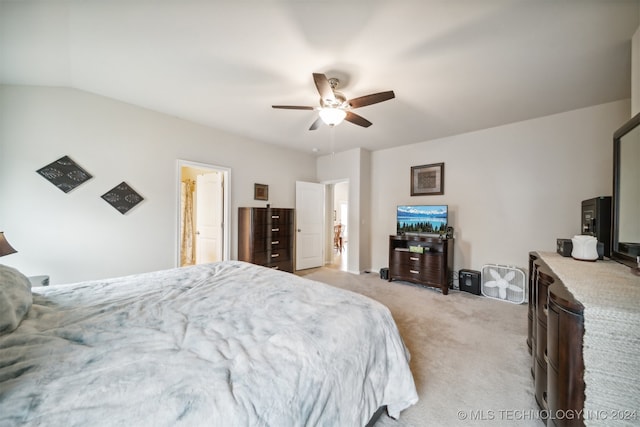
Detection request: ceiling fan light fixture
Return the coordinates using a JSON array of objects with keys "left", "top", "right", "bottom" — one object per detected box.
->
[
  {"left": 319, "top": 108, "right": 346, "bottom": 126},
  {"left": 272, "top": 73, "right": 394, "bottom": 130}
]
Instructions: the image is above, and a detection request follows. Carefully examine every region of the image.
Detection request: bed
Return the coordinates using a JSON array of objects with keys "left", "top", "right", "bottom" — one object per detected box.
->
[{"left": 0, "top": 261, "right": 418, "bottom": 426}]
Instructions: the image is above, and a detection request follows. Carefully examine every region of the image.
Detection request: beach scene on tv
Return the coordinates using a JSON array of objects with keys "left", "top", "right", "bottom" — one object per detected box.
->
[{"left": 397, "top": 205, "right": 448, "bottom": 235}]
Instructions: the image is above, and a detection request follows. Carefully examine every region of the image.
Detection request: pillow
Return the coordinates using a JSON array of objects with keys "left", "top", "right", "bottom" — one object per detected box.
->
[{"left": 0, "top": 264, "right": 32, "bottom": 335}]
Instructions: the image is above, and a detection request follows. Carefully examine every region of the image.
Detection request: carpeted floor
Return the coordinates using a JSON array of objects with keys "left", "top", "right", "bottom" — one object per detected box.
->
[{"left": 297, "top": 267, "right": 545, "bottom": 427}]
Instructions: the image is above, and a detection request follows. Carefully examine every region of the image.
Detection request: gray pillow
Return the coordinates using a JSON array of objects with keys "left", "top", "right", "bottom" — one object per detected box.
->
[{"left": 0, "top": 264, "right": 32, "bottom": 335}]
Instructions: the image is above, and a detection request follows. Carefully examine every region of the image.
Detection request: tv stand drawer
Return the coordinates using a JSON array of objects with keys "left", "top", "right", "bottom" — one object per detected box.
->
[
  {"left": 391, "top": 264, "right": 442, "bottom": 285},
  {"left": 391, "top": 250, "right": 443, "bottom": 269}
]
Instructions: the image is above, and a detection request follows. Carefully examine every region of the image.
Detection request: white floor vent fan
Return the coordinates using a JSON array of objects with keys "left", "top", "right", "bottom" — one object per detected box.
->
[{"left": 481, "top": 264, "right": 526, "bottom": 304}]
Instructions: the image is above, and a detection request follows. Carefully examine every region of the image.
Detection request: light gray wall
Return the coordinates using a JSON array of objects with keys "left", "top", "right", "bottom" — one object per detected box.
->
[
  {"left": 0, "top": 85, "right": 316, "bottom": 284},
  {"left": 369, "top": 100, "right": 631, "bottom": 276},
  {"left": 359, "top": 149, "right": 372, "bottom": 273},
  {"left": 0, "top": 86, "right": 631, "bottom": 284}
]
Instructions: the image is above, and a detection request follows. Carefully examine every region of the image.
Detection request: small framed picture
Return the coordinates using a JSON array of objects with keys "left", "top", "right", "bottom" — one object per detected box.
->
[
  {"left": 411, "top": 162, "right": 444, "bottom": 196},
  {"left": 254, "top": 183, "right": 269, "bottom": 201}
]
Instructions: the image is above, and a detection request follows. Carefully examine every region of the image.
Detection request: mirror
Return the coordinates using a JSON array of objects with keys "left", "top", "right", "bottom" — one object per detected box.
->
[{"left": 612, "top": 112, "right": 640, "bottom": 268}]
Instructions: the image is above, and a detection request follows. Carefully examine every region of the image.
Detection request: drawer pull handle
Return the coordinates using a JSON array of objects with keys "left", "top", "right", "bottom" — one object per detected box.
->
[
  {"left": 272, "top": 241, "right": 279, "bottom": 245},
  {"left": 410, "top": 257, "right": 419, "bottom": 261},
  {"left": 272, "top": 228, "right": 279, "bottom": 232},
  {"left": 272, "top": 215, "right": 280, "bottom": 219},
  {"left": 410, "top": 269, "right": 419, "bottom": 274},
  {"left": 271, "top": 254, "right": 280, "bottom": 258},
  {"left": 543, "top": 304, "right": 548, "bottom": 317}
]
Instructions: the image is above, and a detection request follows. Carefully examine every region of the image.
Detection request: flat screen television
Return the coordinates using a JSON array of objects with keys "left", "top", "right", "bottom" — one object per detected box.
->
[{"left": 396, "top": 205, "right": 448, "bottom": 236}]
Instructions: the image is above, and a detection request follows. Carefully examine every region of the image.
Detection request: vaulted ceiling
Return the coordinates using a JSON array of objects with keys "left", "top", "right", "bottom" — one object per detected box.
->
[{"left": 1, "top": 1, "right": 638, "bottom": 155}]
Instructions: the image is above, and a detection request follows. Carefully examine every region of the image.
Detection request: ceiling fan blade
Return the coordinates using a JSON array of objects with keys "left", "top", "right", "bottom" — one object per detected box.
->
[
  {"left": 345, "top": 111, "right": 372, "bottom": 128},
  {"left": 272, "top": 105, "right": 315, "bottom": 110},
  {"left": 309, "top": 117, "right": 322, "bottom": 131},
  {"left": 348, "top": 91, "right": 395, "bottom": 109},
  {"left": 313, "top": 73, "right": 336, "bottom": 103}
]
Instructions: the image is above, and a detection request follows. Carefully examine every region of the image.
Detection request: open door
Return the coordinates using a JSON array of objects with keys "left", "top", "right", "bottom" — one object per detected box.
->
[
  {"left": 195, "top": 172, "right": 223, "bottom": 264},
  {"left": 295, "top": 181, "right": 325, "bottom": 270}
]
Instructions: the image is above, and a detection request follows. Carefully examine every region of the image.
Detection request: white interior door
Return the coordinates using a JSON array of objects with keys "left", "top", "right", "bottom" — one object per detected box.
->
[
  {"left": 196, "top": 172, "right": 222, "bottom": 264},
  {"left": 295, "top": 181, "right": 325, "bottom": 270}
]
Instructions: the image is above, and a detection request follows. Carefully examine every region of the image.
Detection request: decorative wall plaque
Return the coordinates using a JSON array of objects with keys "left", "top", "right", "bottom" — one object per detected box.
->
[
  {"left": 254, "top": 183, "right": 269, "bottom": 201},
  {"left": 36, "top": 155, "right": 93, "bottom": 193},
  {"left": 101, "top": 182, "right": 144, "bottom": 214}
]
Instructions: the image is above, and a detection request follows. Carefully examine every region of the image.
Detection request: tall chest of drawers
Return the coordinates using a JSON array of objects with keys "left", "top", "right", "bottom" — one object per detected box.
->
[{"left": 238, "top": 207, "right": 294, "bottom": 272}]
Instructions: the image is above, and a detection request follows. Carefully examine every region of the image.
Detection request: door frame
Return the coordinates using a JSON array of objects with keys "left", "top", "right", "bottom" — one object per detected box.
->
[{"left": 176, "top": 159, "right": 231, "bottom": 267}]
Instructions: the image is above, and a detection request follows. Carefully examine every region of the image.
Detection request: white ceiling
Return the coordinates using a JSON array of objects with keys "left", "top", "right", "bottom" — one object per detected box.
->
[{"left": 1, "top": 1, "right": 639, "bottom": 155}]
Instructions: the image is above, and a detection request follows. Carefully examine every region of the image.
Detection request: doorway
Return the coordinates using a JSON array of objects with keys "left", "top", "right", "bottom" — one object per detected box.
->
[
  {"left": 177, "top": 160, "right": 230, "bottom": 267},
  {"left": 331, "top": 180, "right": 349, "bottom": 271}
]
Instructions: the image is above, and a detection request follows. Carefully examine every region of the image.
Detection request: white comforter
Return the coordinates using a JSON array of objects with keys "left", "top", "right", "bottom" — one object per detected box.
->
[{"left": 0, "top": 261, "right": 417, "bottom": 427}]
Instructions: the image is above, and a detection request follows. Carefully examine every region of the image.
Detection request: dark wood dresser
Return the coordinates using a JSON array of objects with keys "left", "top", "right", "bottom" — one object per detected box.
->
[
  {"left": 388, "top": 235, "right": 454, "bottom": 294},
  {"left": 528, "top": 251, "right": 640, "bottom": 427},
  {"left": 238, "top": 207, "right": 294, "bottom": 272}
]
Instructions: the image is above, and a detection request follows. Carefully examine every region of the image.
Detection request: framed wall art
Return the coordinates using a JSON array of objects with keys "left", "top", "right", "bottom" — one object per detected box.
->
[
  {"left": 36, "top": 155, "right": 93, "bottom": 193},
  {"left": 411, "top": 162, "right": 444, "bottom": 196},
  {"left": 254, "top": 183, "right": 268, "bottom": 201},
  {"left": 101, "top": 182, "right": 144, "bottom": 214}
]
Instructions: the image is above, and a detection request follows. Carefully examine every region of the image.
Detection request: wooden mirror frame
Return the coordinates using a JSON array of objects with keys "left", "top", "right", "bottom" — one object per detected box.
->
[{"left": 612, "top": 112, "right": 640, "bottom": 268}]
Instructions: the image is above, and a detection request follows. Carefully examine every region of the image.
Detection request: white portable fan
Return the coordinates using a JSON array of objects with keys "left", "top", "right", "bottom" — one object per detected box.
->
[{"left": 481, "top": 264, "right": 526, "bottom": 304}]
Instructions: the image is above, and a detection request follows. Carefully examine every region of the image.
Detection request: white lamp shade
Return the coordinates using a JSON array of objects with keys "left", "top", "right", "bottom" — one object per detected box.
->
[{"left": 318, "top": 108, "right": 347, "bottom": 126}]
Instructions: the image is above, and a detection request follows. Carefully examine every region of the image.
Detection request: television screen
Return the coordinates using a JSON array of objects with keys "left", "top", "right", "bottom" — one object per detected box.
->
[{"left": 397, "top": 205, "right": 448, "bottom": 235}]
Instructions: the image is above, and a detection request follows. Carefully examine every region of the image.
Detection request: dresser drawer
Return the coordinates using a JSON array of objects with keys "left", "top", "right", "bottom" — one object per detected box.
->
[
  {"left": 547, "top": 295, "right": 585, "bottom": 378},
  {"left": 391, "top": 250, "right": 442, "bottom": 267},
  {"left": 534, "top": 356, "right": 548, "bottom": 412},
  {"left": 536, "top": 270, "right": 554, "bottom": 325},
  {"left": 250, "top": 209, "right": 270, "bottom": 225},
  {"left": 268, "top": 236, "right": 291, "bottom": 251},
  {"left": 250, "top": 223, "right": 271, "bottom": 241},
  {"left": 536, "top": 319, "right": 547, "bottom": 365},
  {"left": 269, "top": 226, "right": 292, "bottom": 239},
  {"left": 269, "top": 209, "right": 293, "bottom": 226},
  {"left": 252, "top": 247, "right": 291, "bottom": 264},
  {"left": 269, "top": 247, "right": 291, "bottom": 262},
  {"left": 251, "top": 224, "right": 292, "bottom": 243},
  {"left": 266, "top": 259, "right": 293, "bottom": 272}
]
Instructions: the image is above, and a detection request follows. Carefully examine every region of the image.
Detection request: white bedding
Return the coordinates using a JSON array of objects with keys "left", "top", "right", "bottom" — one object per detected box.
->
[{"left": 0, "top": 261, "right": 417, "bottom": 426}]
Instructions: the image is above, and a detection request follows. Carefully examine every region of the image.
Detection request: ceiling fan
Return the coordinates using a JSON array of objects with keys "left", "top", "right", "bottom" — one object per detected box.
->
[{"left": 272, "top": 73, "right": 395, "bottom": 130}]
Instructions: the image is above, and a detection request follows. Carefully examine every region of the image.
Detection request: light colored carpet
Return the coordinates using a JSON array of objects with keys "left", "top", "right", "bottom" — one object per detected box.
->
[{"left": 297, "top": 267, "right": 544, "bottom": 427}]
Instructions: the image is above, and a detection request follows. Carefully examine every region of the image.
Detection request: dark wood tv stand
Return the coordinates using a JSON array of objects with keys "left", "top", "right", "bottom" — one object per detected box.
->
[{"left": 388, "top": 235, "right": 454, "bottom": 294}]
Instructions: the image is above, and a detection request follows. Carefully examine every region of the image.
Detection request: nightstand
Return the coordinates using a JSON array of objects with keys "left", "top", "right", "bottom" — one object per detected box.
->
[{"left": 28, "top": 275, "right": 49, "bottom": 287}]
